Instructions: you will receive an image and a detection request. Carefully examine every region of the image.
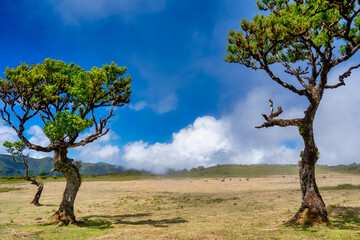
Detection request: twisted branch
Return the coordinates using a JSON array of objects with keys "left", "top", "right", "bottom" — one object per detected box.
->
[
  {"left": 325, "top": 64, "right": 360, "bottom": 89},
  {"left": 256, "top": 99, "right": 301, "bottom": 128}
]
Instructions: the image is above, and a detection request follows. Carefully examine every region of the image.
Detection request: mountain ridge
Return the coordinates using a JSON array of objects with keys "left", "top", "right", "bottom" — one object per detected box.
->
[{"left": 0, "top": 154, "right": 124, "bottom": 176}]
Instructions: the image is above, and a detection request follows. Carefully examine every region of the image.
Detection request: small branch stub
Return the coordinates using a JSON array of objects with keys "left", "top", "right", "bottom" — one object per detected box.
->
[
  {"left": 256, "top": 99, "right": 300, "bottom": 128},
  {"left": 256, "top": 99, "right": 283, "bottom": 128}
]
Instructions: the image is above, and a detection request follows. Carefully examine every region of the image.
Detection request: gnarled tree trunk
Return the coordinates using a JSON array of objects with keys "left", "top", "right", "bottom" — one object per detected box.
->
[
  {"left": 287, "top": 115, "right": 331, "bottom": 226},
  {"left": 28, "top": 178, "right": 43, "bottom": 206},
  {"left": 51, "top": 148, "right": 82, "bottom": 225},
  {"left": 22, "top": 161, "right": 44, "bottom": 206}
]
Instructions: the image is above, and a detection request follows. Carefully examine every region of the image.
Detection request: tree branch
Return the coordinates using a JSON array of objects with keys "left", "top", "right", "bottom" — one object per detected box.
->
[
  {"left": 262, "top": 63, "right": 308, "bottom": 96},
  {"left": 256, "top": 99, "right": 301, "bottom": 128},
  {"left": 275, "top": 53, "right": 310, "bottom": 91},
  {"left": 325, "top": 64, "right": 360, "bottom": 89},
  {"left": 332, "top": 43, "right": 360, "bottom": 66}
]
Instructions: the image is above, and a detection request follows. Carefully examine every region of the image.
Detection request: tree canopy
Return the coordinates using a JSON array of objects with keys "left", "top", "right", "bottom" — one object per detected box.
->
[
  {"left": 225, "top": 0, "right": 360, "bottom": 103},
  {"left": 0, "top": 58, "right": 131, "bottom": 151}
]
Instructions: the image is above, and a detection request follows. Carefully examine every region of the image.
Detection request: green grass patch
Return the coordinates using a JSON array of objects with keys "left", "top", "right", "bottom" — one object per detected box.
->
[
  {"left": 0, "top": 223, "right": 110, "bottom": 240},
  {"left": 320, "top": 184, "right": 360, "bottom": 190},
  {"left": 0, "top": 173, "right": 154, "bottom": 183},
  {"left": 0, "top": 187, "right": 22, "bottom": 192}
]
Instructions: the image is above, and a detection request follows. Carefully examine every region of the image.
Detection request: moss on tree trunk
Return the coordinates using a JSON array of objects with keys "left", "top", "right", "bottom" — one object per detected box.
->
[
  {"left": 51, "top": 149, "right": 82, "bottom": 225},
  {"left": 287, "top": 120, "right": 331, "bottom": 226}
]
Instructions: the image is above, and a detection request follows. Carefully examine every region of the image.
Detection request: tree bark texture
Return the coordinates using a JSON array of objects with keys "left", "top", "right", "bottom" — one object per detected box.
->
[
  {"left": 29, "top": 179, "right": 43, "bottom": 206},
  {"left": 287, "top": 116, "right": 331, "bottom": 226},
  {"left": 51, "top": 149, "right": 82, "bottom": 225}
]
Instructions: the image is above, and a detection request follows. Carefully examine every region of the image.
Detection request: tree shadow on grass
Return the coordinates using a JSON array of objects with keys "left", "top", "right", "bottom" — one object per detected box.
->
[
  {"left": 78, "top": 218, "right": 113, "bottom": 229},
  {"left": 80, "top": 213, "right": 187, "bottom": 228},
  {"left": 42, "top": 204, "right": 57, "bottom": 207},
  {"left": 327, "top": 205, "right": 360, "bottom": 230},
  {"left": 114, "top": 216, "right": 188, "bottom": 228}
]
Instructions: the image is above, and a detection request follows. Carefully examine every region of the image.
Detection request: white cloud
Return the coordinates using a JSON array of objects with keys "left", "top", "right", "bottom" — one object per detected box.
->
[
  {"left": 14, "top": 124, "right": 121, "bottom": 162},
  {"left": 315, "top": 66, "right": 360, "bottom": 166},
  {"left": 26, "top": 125, "right": 52, "bottom": 158},
  {"left": 122, "top": 87, "right": 303, "bottom": 174},
  {"left": 49, "top": 0, "right": 167, "bottom": 24},
  {"left": 72, "top": 130, "right": 121, "bottom": 164},
  {"left": 123, "top": 116, "right": 232, "bottom": 173},
  {"left": 129, "top": 93, "right": 178, "bottom": 114},
  {"left": 27, "top": 125, "right": 50, "bottom": 147},
  {"left": 122, "top": 62, "right": 360, "bottom": 173},
  {"left": 77, "top": 143, "right": 120, "bottom": 163},
  {"left": 0, "top": 122, "right": 18, "bottom": 154},
  {"left": 129, "top": 101, "right": 147, "bottom": 111},
  {"left": 151, "top": 93, "right": 178, "bottom": 114}
]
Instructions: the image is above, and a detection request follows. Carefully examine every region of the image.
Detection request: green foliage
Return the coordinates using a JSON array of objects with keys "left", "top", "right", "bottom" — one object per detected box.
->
[
  {"left": 43, "top": 110, "right": 92, "bottom": 142},
  {"left": 0, "top": 58, "right": 132, "bottom": 144},
  {"left": 2, "top": 141, "right": 26, "bottom": 156},
  {"left": 40, "top": 170, "right": 48, "bottom": 179},
  {"left": 197, "top": 166, "right": 205, "bottom": 171},
  {"left": 225, "top": 1, "right": 360, "bottom": 68},
  {"left": 75, "top": 160, "right": 82, "bottom": 170}
]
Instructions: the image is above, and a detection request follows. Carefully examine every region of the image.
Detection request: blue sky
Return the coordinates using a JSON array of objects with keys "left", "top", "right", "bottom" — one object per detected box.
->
[{"left": 1, "top": 0, "right": 360, "bottom": 173}]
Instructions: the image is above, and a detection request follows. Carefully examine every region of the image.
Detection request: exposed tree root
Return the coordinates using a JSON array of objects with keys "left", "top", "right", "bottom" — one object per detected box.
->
[{"left": 285, "top": 191, "right": 332, "bottom": 227}]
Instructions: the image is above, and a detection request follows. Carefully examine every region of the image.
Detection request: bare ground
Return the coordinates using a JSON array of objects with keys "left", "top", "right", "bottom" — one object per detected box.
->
[{"left": 1, "top": 174, "right": 360, "bottom": 239}]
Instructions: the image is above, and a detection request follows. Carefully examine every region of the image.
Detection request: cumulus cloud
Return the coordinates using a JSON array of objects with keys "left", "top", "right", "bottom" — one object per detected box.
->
[
  {"left": 77, "top": 143, "right": 120, "bottom": 163},
  {"left": 315, "top": 67, "right": 360, "bottom": 166},
  {"left": 16, "top": 124, "right": 121, "bottom": 162},
  {"left": 72, "top": 130, "right": 121, "bottom": 164},
  {"left": 122, "top": 87, "right": 303, "bottom": 174},
  {"left": 48, "top": 0, "right": 167, "bottom": 24},
  {"left": 27, "top": 125, "right": 50, "bottom": 147},
  {"left": 122, "top": 63, "right": 360, "bottom": 173},
  {"left": 0, "top": 122, "right": 18, "bottom": 154},
  {"left": 26, "top": 125, "right": 52, "bottom": 158},
  {"left": 123, "top": 116, "right": 233, "bottom": 173}
]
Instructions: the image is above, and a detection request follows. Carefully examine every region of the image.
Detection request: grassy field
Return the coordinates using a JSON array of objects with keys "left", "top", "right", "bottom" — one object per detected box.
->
[
  {"left": 1, "top": 173, "right": 360, "bottom": 239},
  {"left": 169, "top": 164, "right": 335, "bottom": 178}
]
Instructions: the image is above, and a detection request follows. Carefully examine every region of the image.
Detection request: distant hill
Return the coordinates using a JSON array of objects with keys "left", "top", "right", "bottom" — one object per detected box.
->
[
  {"left": 168, "top": 163, "right": 360, "bottom": 178},
  {"left": 0, "top": 154, "right": 124, "bottom": 176},
  {"left": 2, "top": 153, "right": 360, "bottom": 177}
]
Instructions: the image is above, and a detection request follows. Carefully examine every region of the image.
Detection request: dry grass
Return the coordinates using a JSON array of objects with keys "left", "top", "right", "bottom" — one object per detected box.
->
[{"left": 1, "top": 174, "right": 360, "bottom": 239}]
